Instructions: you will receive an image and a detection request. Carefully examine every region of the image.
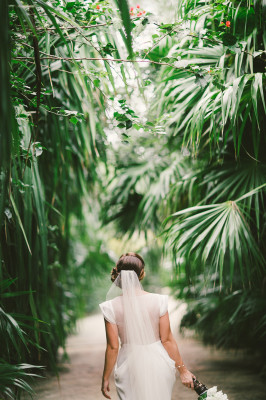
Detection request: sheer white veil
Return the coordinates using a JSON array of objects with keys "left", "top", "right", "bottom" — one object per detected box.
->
[{"left": 106, "top": 270, "right": 163, "bottom": 400}]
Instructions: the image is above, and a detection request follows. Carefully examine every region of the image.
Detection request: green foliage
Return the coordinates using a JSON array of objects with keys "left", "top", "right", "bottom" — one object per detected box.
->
[
  {"left": 100, "top": 0, "right": 266, "bottom": 371},
  {"left": 0, "top": 279, "right": 43, "bottom": 399},
  {"left": 0, "top": 0, "right": 12, "bottom": 227},
  {"left": 171, "top": 273, "right": 266, "bottom": 358},
  {"left": 114, "top": 0, "right": 133, "bottom": 57},
  {"left": 164, "top": 185, "right": 266, "bottom": 287},
  {"left": 0, "top": 361, "right": 42, "bottom": 400},
  {"left": 151, "top": 0, "right": 266, "bottom": 286},
  {"left": 102, "top": 147, "right": 191, "bottom": 234},
  {"left": 1, "top": 0, "right": 266, "bottom": 394},
  {"left": 0, "top": 0, "right": 133, "bottom": 396},
  {"left": 151, "top": 0, "right": 266, "bottom": 157}
]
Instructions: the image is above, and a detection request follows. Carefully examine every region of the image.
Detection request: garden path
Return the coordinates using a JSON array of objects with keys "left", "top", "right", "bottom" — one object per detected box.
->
[{"left": 30, "top": 295, "right": 265, "bottom": 400}]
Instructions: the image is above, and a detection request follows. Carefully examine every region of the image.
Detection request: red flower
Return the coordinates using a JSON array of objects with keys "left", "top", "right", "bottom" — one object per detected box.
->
[
  {"left": 143, "top": 10, "right": 146, "bottom": 13},
  {"left": 96, "top": 4, "right": 100, "bottom": 9},
  {"left": 136, "top": 4, "right": 140, "bottom": 8},
  {"left": 220, "top": 21, "right": 224, "bottom": 25},
  {"left": 137, "top": 12, "right": 142, "bottom": 16},
  {"left": 130, "top": 7, "right": 134, "bottom": 11},
  {"left": 226, "top": 20, "right": 230, "bottom": 27}
]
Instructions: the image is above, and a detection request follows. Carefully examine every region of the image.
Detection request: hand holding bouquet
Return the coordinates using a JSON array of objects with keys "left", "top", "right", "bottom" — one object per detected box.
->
[{"left": 193, "top": 378, "right": 229, "bottom": 400}]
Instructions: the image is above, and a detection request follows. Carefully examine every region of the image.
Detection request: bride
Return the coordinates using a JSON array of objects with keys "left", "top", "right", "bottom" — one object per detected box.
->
[{"left": 99, "top": 252, "right": 195, "bottom": 399}]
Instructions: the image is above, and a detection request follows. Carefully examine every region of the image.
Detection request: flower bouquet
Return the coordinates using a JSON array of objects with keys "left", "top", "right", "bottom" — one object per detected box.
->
[{"left": 193, "top": 378, "right": 229, "bottom": 400}]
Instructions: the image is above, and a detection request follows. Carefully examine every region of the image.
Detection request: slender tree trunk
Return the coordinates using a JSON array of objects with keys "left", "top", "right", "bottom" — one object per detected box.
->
[{"left": 0, "top": 0, "right": 12, "bottom": 222}]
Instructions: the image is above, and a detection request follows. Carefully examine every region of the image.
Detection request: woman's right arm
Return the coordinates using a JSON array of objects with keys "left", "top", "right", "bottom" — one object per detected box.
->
[
  {"left": 159, "top": 312, "right": 195, "bottom": 390},
  {"left": 101, "top": 319, "right": 119, "bottom": 399}
]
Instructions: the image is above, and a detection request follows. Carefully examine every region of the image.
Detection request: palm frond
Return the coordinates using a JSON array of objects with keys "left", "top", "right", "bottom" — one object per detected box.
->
[
  {"left": 152, "top": 0, "right": 266, "bottom": 157},
  {"left": 164, "top": 184, "right": 266, "bottom": 286},
  {"left": 0, "top": 360, "right": 43, "bottom": 400},
  {"left": 1, "top": 0, "right": 136, "bottom": 388}
]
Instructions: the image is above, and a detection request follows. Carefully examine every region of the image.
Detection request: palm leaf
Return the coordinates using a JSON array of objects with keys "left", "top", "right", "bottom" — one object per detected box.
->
[
  {"left": 164, "top": 184, "right": 266, "bottom": 286},
  {"left": 114, "top": 0, "right": 133, "bottom": 57},
  {"left": 0, "top": 360, "right": 43, "bottom": 400}
]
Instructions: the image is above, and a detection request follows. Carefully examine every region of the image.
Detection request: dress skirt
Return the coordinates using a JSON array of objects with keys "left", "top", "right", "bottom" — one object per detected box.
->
[{"left": 114, "top": 340, "right": 176, "bottom": 400}]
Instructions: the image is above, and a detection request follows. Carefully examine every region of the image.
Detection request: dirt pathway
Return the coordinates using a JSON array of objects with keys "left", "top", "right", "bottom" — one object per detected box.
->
[{"left": 29, "top": 296, "right": 265, "bottom": 400}]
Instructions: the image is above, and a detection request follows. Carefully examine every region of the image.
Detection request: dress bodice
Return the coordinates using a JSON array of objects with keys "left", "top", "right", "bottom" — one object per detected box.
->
[
  {"left": 99, "top": 292, "right": 176, "bottom": 400},
  {"left": 99, "top": 292, "right": 168, "bottom": 345}
]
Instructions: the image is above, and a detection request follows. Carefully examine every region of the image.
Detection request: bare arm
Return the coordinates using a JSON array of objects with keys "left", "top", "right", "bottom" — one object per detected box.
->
[
  {"left": 101, "top": 319, "right": 119, "bottom": 399},
  {"left": 159, "top": 312, "right": 196, "bottom": 390}
]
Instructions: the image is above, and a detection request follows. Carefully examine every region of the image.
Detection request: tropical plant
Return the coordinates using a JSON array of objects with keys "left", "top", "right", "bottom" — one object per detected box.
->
[
  {"left": 102, "top": 141, "right": 191, "bottom": 234},
  {"left": 0, "top": 0, "right": 134, "bottom": 396},
  {"left": 170, "top": 272, "right": 266, "bottom": 368},
  {"left": 0, "top": 279, "right": 43, "bottom": 399},
  {"left": 1, "top": 0, "right": 266, "bottom": 396},
  {"left": 151, "top": 0, "right": 266, "bottom": 285},
  {"left": 0, "top": 361, "right": 42, "bottom": 400},
  {"left": 101, "top": 0, "right": 266, "bottom": 370},
  {"left": 152, "top": 0, "right": 266, "bottom": 162}
]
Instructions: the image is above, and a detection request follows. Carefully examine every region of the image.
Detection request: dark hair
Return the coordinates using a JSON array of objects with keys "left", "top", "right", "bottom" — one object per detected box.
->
[{"left": 111, "top": 252, "right": 145, "bottom": 282}]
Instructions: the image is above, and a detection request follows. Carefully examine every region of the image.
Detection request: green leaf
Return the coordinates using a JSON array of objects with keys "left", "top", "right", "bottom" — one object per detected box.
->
[
  {"left": 93, "top": 79, "right": 100, "bottom": 87},
  {"left": 144, "top": 79, "right": 152, "bottom": 86},
  {"left": 10, "top": 195, "right": 32, "bottom": 255},
  {"left": 126, "top": 120, "right": 133, "bottom": 129},
  {"left": 102, "top": 42, "right": 116, "bottom": 56},
  {"left": 222, "top": 33, "right": 237, "bottom": 46},
  {"left": 69, "top": 116, "right": 78, "bottom": 125},
  {"left": 142, "top": 17, "right": 149, "bottom": 26},
  {"left": 163, "top": 198, "right": 265, "bottom": 286},
  {"left": 115, "top": 0, "right": 133, "bottom": 57}
]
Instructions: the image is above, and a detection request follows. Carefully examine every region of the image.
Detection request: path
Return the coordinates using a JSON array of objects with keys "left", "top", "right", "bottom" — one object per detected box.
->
[{"left": 28, "top": 296, "right": 265, "bottom": 400}]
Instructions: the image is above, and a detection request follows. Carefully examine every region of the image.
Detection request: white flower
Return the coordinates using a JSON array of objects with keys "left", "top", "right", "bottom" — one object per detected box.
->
[
  {"left": 205, "top": 387, "right": 229, "bottom": 400},
  {"left": 207, "top": 386, "right": 218, "bottom": 396},
  {"left": 218, "top": 393, "right": 228, "bottom": 400}
]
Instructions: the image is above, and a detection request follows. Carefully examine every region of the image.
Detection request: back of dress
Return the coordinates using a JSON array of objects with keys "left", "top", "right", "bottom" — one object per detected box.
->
[
  {"left": 99, "top": 270, "right": 176, "bottom": 400},
  {"left": 100, "top": 292, "right": 168, "bottom": 344}
]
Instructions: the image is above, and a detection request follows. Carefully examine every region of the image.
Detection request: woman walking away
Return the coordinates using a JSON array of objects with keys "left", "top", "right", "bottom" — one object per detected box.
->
[{"left": 99, "top": 252, "right": 195, "bottom": 399}]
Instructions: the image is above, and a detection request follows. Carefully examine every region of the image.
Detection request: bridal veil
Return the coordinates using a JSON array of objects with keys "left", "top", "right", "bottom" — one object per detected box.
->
[{"left": 102, "top": 270, "right": 176, "bottom": 400}]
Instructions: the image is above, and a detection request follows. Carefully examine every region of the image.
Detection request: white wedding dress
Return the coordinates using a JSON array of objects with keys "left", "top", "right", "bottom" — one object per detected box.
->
[{"left": 99, "top": 272, "right": 176, "bottom": 400}]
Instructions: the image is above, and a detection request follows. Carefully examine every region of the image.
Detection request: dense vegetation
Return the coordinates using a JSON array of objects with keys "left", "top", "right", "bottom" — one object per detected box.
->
[
  {"left": 0, "top": 0, "right": 265, "bottom": 398},
  {"left": 1, "top": 0, "right": 131, "bottom": 397},
  {"left": 102, "top": 0, "right": 266, "bottom": 372}
]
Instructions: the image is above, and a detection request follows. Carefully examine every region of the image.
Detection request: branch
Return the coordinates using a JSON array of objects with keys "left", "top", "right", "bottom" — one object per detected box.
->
[
  {"left": 22, "top": 8, "right": 42, "bottom": 177},
  {"left": 188, "top": 33, "right": 266, "bottom": 63},
  {"left": 14, "top": 55, "right": 179, "bottom": 69},
  {"left": 143, "top": 25, "right": 181, "bottom": 59},
  {"left": 35, "top": 22, "right": 110, "bottom": 31}
]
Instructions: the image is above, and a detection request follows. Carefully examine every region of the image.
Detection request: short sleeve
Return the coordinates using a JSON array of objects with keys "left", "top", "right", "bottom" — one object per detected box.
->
[
  {"left": 99, "top": 300, "right": 116, "bottom": 324},
  {"left": 159, "top": 294, "right": 168, "bottom": 317}
]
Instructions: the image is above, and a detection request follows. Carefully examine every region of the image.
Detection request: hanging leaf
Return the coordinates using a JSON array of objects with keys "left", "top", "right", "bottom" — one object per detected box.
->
[
  {"left": 69, "top": 116, "right": 78, "bottom": 125},
  {"left": 114, "top": 0, "right": 133, "bottom": 57},
  {"left": 126, "top": 119, "right": 133, "bottom": 129},
  {"left": 102, "top": 42, "right": 116, "bottom": 56},
  {"left": 222, "top": 33, "right": 237, "bottom": 46}
]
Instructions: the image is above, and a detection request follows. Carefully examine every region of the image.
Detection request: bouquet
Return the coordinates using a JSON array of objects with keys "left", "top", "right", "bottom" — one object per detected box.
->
[{"left": 193, "top": 378, "right": 229, "bottom": 400}]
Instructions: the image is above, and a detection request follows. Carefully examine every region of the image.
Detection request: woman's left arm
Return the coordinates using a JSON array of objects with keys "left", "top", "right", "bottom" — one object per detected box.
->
[{"left": 101, "top": 319, "right": 119, "bottom": 399}]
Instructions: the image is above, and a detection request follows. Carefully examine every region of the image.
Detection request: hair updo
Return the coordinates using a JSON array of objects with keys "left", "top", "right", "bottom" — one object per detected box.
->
[{"left": 111, "top": 252, "right": 145, "bottom": 282}]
